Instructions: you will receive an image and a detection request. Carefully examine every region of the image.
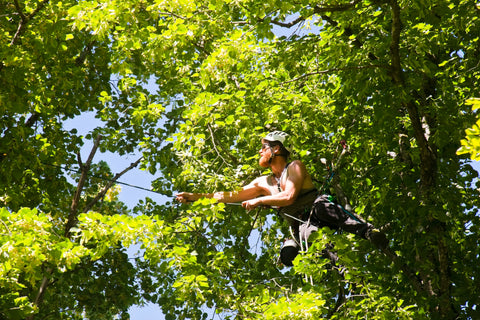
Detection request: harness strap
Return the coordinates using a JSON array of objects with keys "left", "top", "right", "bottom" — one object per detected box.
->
[
  {"left": 326, "top": 197, "right": 364, "bottom": 223},
  {"left": 276, "top": 162, "right": 291, "bottom": 192}
]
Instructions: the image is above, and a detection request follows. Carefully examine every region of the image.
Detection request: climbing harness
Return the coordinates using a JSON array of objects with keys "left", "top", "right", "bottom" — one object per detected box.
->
[{"left": 319, "top": 139, "right": 348, "bottom": 194}]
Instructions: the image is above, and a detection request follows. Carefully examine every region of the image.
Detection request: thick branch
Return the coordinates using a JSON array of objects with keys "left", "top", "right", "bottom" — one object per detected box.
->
[
  {"left": 388, "top": 0, "right": 437, "bottom": 193},
  {"left": 65, "top": 135, "right": 102, "bottom": 237},
  {"left": 24, "top": 112, "right": 40, "bottom": 128},
  {"left": 82, "top": 157, "right": 143, "bottom": 213},
  {"left": 389, "top": 0, "right": 403, "bottom": 84}
]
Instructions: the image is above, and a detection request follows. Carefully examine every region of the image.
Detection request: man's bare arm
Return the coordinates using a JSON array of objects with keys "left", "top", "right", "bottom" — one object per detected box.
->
[
  {"left": 175, "top": 177, "right": 268, "bottom": 204},
  {"left": 242, "top": 160, "right": 307, "bottom": 210}
]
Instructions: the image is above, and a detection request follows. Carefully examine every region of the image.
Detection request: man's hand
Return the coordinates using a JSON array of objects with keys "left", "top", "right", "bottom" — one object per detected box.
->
[
  {"left": 242, "top": 198, "right": 262, "bottom": 211},
  {"left": 175, "top": 192, "right": 196, "bottom": 203}
]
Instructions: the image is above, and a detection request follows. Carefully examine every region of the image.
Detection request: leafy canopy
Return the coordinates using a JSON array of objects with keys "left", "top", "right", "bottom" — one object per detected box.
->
[{"left": 1, "top": 0, "right": 480, "bottom": 319}]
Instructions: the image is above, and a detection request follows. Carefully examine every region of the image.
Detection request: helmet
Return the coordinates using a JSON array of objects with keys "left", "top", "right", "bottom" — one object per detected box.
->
[{"left": 263, "top": 131, "right": 292, "bottom": 153}]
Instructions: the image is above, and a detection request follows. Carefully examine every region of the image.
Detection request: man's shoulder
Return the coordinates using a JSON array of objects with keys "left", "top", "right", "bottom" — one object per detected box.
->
[
  {"left": 288, "top": 159, "right": 302, "bottom": 165},
  {"left": 287, "top": 159, "right": 307, "bottom": 171}
]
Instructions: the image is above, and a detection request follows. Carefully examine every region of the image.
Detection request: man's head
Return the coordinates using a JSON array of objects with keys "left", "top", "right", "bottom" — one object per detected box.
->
[{"left": 259, "top": 131, "right": 291, "bottom": 166}]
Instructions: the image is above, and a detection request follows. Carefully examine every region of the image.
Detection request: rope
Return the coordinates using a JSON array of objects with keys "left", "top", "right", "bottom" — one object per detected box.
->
[{"left": 42, "top": 162, "right": 165, "bottom": 196}]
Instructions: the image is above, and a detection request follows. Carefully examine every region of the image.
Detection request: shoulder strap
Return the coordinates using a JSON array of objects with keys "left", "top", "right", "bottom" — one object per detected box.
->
[{"left": 277, "top": 162, "right": 291, "bottom": 192}]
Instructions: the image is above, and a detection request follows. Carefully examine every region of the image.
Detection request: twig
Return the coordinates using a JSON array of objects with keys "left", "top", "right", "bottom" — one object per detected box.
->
[
  {"left": 283, "top": 64, "right": 388, "bottom": 84},
  {"left": 82, "top": 157, "right": 143, "bottom": 213},
  {"left": 0, "top": 219, "right": 11, "bottom": 235},
  {"left": 207, "top": 124, "right": 238, "bottom": 166}
]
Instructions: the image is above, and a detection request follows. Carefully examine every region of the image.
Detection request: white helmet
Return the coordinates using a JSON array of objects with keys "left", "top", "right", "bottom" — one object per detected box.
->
[{"left": 263, "top": 131, "right": 292, "bottom": 153}]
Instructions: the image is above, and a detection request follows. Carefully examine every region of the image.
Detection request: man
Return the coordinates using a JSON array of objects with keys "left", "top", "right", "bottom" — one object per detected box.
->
[{"left": 176, "top": 131, "right": 387, "bottom": 266}]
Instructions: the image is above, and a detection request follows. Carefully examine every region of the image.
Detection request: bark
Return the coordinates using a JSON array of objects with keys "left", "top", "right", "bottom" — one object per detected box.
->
[{"left": 388, "top": 1, "right": 454, "bottom": 317}]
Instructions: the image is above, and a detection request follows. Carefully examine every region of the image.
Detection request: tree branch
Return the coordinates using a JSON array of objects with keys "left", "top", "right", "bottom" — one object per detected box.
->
[
  {"left": 31, "top": 136, "right": 102, "bottom": 317},
  {"left": 388, "top": 0, "right": 437, "bottom": 194},
  {"left": 270, "top": 15, "right": 307, "bottom": 28},
  {"left": 32, "top": 268, "right": 51, "bottom": 306},
  {"left": 13, "top": 0, "right": 26, "bottom": 21},
  {"left": 24, "top": 112, "right": 40, "bottom": 128},
  {"left": 82, "top": 157, "right": 143, "bottom": 213},
  {"left": 65, "top": 135, "right": 102, "bottom": 237},
  {"left": 10, "top": 0, "right": 50, "bottom": 45},
  {"left": 282, "top": 64, "right": 389, "bottom": 84},
  {"left": 388, "top": 2, "right": 451, "bottom": 315},
  {"left": 389, "top": 0, "right": 403, "bottom": 84},
  {"left": 207, "top": 124, "right": 238, "bottom": 166},
  {"left": 269, "top": 0, "right": 361, "bottom": 28},
  {"left": 75, "top": 41, "right": 96, "bottom": 66}
]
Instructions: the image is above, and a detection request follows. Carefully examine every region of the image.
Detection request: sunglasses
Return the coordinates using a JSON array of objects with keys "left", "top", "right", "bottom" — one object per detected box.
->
[{"left": 262, "top": 143, "right": 271, "bottom": 150}]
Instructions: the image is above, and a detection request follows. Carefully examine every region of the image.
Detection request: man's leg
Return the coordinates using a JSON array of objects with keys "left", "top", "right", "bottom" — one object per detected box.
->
[
  {"left": 299, "top": 223, "right": 338, "bottom": 264},
  {"left": 310, "top": 195, "right": 388, "bottom": 249}
]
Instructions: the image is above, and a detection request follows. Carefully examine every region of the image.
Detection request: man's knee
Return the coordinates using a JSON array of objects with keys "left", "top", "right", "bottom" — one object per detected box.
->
[
  {"left": 299, "top": 223, "right": 318, "bottom": 241},
  {"left": 280, "top": 239, "right": 299, "bottom": 266}
]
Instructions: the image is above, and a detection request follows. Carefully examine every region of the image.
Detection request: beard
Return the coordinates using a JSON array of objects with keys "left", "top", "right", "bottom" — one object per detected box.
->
[{"left": 259, "top": 155, "right": 271, "bottom": 168}]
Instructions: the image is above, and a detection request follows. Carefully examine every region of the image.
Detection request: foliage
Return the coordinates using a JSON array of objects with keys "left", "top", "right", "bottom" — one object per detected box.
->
[
  {"left": 458, "top": 98, "right": 480, "bottom": 161},
  {"left": 1, "top": 0, "right": 480, "bottom": 319}
]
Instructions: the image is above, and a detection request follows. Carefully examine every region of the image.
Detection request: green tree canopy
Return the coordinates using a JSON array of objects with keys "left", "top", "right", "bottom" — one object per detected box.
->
[{"left": 1, "top": 0, "right": 480, "bottom": 319}]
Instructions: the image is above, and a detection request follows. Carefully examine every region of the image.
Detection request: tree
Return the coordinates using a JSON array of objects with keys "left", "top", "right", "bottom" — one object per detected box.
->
[
  {"left": 1, "top": 0, "right": 480, "bottom": 319},
  {"left": 458, "top": 98, "right": 480, "bottom": 161}
]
